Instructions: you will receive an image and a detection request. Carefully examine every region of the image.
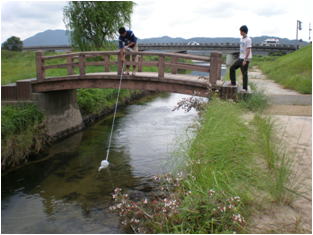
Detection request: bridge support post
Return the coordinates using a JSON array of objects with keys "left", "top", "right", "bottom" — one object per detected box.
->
[
  {"left": 118, "top": 53, "right": 123, "bottom": 75},
  {"left": 209, "top": 52, "right": 222, "bottom": 86},
  {"left": 158, "top": 55, "right": 165, "bottom": 79},
  {"left": 34, "top": 89, "right": 84, "bottom": 139},
  {"left": 171, "top": 56, "right": 177, "bottom": 74},
  {"left": 104, "top": 55, "right": 110, "bottom": 72},
  {"left": 79, "top": 53, "right": 86, "bottom": 76},
  {"left": 36, "top": 51, "right": 45, "bottom": 81},
  {"left": 67, "top": 55, "right": 74, "bottom": 75},
  {"left": 138, "top": 56, "right": 143, "bottom": 72}
]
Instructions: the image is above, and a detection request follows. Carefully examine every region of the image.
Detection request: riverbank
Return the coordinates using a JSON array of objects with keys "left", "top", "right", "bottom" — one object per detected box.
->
[{"left": 110, "top": 58, "right": 312, "bottom": 233}]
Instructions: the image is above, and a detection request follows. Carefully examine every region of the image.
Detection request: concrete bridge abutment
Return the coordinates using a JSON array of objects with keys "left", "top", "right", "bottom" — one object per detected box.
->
[{"left": 33, "top": 90, "right": 84, "bottom": 139}]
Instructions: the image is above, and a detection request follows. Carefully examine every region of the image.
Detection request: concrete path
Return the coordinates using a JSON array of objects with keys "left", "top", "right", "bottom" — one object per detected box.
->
[{"left": 247, "top": 68, "right": 312, "bottom": 233}]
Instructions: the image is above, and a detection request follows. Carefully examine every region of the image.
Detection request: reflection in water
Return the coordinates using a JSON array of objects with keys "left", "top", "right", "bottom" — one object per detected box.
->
[{"left": 1, "top": 93, "right": 203, "bottom": 233}]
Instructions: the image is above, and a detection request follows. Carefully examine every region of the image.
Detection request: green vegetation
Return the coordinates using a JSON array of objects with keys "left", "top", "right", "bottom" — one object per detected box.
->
[
  {"left": 64, "top": 1, "right": 134, "bottom": 50},
  {"left": 239, "top": 82, "right": 269, "bottom": 112},
  {"left": 1, "top": 104, "right": 45, "bottom": 169},
  {"left": 1, "top": 36, "right": 23, "bottom": 51},
  {"left": 111, "top": 99, "right": 293, "bottom": 233},
  {"left": 169, "top": 100, "right": 293, "bottom": 232},
  {"left": 252, "top": 44, "right": 312, "bottom": 94},
  {"left": 77, "top": 88, "right": 142, "bottom": 116},
  {"left": 1, "top": 50, "right": 36, "bottom": 84}
]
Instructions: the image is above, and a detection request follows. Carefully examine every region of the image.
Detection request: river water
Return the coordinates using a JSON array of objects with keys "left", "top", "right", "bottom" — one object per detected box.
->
[{"left": 1, "top": 93, "right": 203, "bottom": 233}]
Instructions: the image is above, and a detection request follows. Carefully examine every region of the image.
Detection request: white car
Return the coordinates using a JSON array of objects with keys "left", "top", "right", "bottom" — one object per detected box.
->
[
  {"left": 187, "top": 41, "right": 200, "bottom": 46},
  {"left": 261, "top": 38, "right": 280, "bottom": 46}
]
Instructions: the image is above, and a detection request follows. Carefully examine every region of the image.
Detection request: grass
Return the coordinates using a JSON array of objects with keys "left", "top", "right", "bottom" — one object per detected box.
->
[
  {"left": 252, "top": 44, "right": 312, "bottom": 94},
  {"left": 239, "top": 82, "right": 269, "bottom": 112},
  {"left": 167, "top": 99, "right": 294, "bottom": 233},
  {"left": 77, "top": 88, "right": 142, "bottom": 116},
  {"left": 1, "top": 50, "right": 37, "bottom": 84},
  {"left": 1, "top": 104, "right": 46, "bottom": 169},
  {"left": 110, "top": 98, "right": 294, "bottom": 233},
  {"left": 252, "top": 115, "right": 294, "bottom": 203}
]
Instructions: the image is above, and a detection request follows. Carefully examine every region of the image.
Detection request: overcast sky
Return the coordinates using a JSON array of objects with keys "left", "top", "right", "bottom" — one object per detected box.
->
[{"left": 1, "top": 0, "right": 312, "bottom": 43}]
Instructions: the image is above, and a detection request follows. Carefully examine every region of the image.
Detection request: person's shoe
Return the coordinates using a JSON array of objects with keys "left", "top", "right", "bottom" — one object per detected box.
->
[
  {"left": 225, "top": 81, "right": 236, "bottom": 86},
  {"left": 132, "top": 71, "right": 136, "bottom": 76},
  {"left": 239, "top": 88, "right": 247, "bottom": 94}
]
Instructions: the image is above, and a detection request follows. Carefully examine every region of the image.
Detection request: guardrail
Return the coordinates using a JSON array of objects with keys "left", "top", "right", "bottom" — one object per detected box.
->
[{"left": 36, "top": 50, "right": 222, "bottom": 85}]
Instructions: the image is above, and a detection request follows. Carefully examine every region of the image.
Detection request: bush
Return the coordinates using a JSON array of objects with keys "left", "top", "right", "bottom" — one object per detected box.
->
[{"left": 1, "top": 36, "right": 23, "bottom": 51}]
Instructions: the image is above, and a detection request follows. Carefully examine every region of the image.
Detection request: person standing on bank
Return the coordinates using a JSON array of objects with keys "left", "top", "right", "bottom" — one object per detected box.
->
[
  {"left": 229, "top": 25, "right": 252, "bottom": 92},
  {"left": 118, "top": 27, "right": 138, "bottom": 75}
]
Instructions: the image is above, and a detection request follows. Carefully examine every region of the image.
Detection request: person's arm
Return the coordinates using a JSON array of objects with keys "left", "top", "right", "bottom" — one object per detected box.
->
[
  {"left": 243, "top": 48, "right": 251, "bottom": 66},
  {"left": 243, "top": 38, "right": 252, "bottom": 66},
  {"left": 126, "top": 31, "right": 137, "bottom": 48},
  {"left": 126, "top": 42, "right": 136, "bottom": 48}
]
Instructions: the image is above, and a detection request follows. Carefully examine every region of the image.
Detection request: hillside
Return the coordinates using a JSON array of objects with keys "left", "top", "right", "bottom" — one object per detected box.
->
[
  {"left": 23, "top": 29, "right": 71, "bottom": 46},
  {"left": 22, "top": 29, "right": 309, "bottom": 47},
  {"left": 254, "top": 44, "right": 312, "bottom": 94}
]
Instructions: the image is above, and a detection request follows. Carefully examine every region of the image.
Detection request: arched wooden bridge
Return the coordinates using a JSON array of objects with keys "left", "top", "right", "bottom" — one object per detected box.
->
[{"left": 2, "top": 50, "right": 234, "bottom": 100}]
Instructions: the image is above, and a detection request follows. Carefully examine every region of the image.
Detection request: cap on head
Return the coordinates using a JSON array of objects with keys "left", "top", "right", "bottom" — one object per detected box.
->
[
  {"left": 240, "top": 25, "right": 248, "bottom": 34},
  {"left": 119, "top": 27, "right": 126, "bottom": 35}
]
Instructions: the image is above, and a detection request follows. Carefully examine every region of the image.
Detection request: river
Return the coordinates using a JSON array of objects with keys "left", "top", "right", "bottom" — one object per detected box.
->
[{"left": 1, "top": 93, "right": 203, "bottom": 233}]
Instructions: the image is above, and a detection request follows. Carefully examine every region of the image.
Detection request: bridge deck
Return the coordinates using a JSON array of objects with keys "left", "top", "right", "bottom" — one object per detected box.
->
[
  {"left": 89, "top": 72, "right": 208, "bottom": 83},
  {"left": 30, "top": 72, "right": 213, "bottom": 97},
  {"left": 37, "top": 72, "right": 211, "bottom": 87}
]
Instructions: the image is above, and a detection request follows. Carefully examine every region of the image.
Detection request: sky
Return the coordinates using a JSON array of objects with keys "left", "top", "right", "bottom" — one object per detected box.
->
[{"left": 1, "top": 0, "right": 312, "bottom": 43}]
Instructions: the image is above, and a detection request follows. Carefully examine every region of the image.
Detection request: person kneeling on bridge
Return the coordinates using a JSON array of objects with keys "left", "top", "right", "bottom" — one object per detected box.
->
[
  {"left": 229, "top": 25, "right": 252, "bottom": 92},
  {"left": 118, "top": 27, "right": 138, "bottom": 76}
]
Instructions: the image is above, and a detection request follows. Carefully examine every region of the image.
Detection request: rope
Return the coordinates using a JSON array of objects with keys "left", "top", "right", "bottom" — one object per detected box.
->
[{"left": 105, "top": 63, "right": 125, "bottom": 161}]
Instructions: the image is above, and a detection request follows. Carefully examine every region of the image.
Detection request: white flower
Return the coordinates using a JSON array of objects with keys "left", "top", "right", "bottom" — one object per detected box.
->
[{"left": 208, "top": 189, "right": 215, "bottom": 196}]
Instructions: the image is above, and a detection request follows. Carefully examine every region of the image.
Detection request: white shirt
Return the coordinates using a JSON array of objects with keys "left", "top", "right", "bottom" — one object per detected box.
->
[{"left": 239, "top": 36, "right": 252, "bottom": 60}]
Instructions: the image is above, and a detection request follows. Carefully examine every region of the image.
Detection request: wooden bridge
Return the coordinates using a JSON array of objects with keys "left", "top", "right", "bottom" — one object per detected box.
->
[
  {"left": 22, "top": 43, "right": 297, "bottom": 54},
  {"left": 2, "top": 50, "right": 229, "bottom": 100}
]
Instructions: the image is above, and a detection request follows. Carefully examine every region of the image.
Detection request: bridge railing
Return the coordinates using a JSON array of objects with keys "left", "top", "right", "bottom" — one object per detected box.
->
[{"left": 36, "top": 50, "right": 222, "bottom": 85}]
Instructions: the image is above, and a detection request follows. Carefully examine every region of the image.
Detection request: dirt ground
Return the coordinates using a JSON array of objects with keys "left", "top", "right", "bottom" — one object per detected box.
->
[
  {"left": 246, "top": 69, "right": 312, "bottom": 233},
  {"left": 249, "top": 114, "right": 312, "bottom": 233}
]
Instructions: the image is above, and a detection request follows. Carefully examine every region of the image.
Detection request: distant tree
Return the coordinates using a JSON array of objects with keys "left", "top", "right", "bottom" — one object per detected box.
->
[
  {"left": 2, "top": 36, "right": 23, "bottom": 51},
  {"left": 63, "top": 1, "right": 135, "bottom": 50}
]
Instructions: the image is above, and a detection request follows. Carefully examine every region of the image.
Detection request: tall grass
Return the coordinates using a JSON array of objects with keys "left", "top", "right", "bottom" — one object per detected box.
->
[
  {"left": 252, "top": 45, "right": 312, "bottom": 94},
  {"left": 1, "top": 104, "right": 46, "bottom": 169},
  {"left": 252, "top": 115, "right": 294, "bottom": 203},
  {"left": 239, "top": 82, "right": 269, "bottom": 112},
  {"left": 157, "top": 99, "right": 294, "bottom": 233}
]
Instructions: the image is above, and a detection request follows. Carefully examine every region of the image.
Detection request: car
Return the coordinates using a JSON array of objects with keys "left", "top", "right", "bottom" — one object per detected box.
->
[
  {"left": 187, "top": 41, "right": 200, "bottom": 46},
  {"left": 261, "top": 38, "right": 280, "bottom": 46}
]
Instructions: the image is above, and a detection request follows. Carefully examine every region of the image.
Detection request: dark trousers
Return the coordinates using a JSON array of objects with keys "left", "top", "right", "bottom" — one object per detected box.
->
[{"left": 229, "top": 59, "right": 249, "bottom": 90}]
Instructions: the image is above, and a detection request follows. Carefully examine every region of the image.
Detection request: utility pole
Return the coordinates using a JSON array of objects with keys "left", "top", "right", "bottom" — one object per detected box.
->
[
  {"left": 296, "top": 20, "right": 302, "bottom": 49},
  {"left": 309, "top": 23, "right": 312, "bottom": 42}
]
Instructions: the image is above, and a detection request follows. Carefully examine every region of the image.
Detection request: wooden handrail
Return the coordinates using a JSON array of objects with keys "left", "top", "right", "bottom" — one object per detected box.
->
[{"left": 36, "top": 50, "right": 221, "bottom": 85}]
